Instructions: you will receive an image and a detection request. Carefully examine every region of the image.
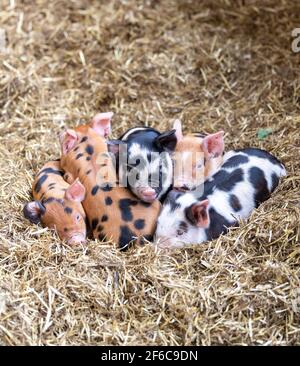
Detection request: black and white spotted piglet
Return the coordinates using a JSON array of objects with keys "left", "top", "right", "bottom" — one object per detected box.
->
[
  {"left": 155, "top": 148, "right": 286, "bottom": 248},
  {"left": 107, "top": 127, "right": 177, "bottom": 203}
]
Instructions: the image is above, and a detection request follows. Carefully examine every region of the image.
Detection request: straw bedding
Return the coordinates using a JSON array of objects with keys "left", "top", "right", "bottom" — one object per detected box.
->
[{"left": 0, "top": 0, "right": 299, "bottom": 345}]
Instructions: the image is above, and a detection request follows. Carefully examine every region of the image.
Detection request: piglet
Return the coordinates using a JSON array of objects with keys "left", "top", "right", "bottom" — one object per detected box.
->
[
  {"left": 23, "top": 160, "right": 87, "bottom": 245},
  {"left": 171, "top": 119, "right": 224, "bottom": 191},
  {"left": 107, "top": 127, "right": 176, "bottom": 203},
  {"left": 155, "top": 148, "right": 286, "bottom": 248},
  {"left": 59, "top": 113, "right": 161, "bottom": 249}
]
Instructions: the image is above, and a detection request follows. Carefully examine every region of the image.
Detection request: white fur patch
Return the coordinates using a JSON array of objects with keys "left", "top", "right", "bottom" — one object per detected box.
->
[{"left": 121, "top": 127, "right": 149, "bottom": 141}]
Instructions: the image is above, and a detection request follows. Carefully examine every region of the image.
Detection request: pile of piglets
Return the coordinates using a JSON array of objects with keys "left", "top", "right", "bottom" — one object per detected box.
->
[{"left": 24, "top": 113, "right": 286, "bottom": 249}]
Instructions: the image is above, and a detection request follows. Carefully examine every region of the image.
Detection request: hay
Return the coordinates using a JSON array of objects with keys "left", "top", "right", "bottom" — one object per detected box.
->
[{"left": 0, "top": 0, "right": 299, "bottom": 345}]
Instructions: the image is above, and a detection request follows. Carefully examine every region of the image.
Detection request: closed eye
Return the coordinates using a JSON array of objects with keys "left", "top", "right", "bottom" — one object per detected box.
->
[
  {"left": 126, "top": 163, "right": 139, "bottom": 171},
  {"left": 193, "top": 163, "right": 203, "bottom": 169},
  {"left": 177, "top": 229, "right": 184, "bottom": 236}
]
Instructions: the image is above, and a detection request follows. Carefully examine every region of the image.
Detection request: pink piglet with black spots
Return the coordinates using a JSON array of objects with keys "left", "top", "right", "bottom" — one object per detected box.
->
[{"left": 23, "top": 160, "right": 87, "bottom": 245}]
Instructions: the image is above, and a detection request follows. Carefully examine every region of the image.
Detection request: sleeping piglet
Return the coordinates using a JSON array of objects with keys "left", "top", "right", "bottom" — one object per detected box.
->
[
  {"left": 59, "top": 113, "right": 161, "bottom": 249},
  {"left": 171, "top": 119, "right": 225, "bottom": 191},
  {"left": 155, "top": 148, "right": 286, "bottom": 248},
  {"left": 23, "top": 160, "right": 87, "bottom": 245},
  {"left": 107, "top": 127, "right": 176, "bottom": 203}
]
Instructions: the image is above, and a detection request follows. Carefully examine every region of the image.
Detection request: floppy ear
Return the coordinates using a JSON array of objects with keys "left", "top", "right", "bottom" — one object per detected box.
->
[
  {"left": 202, "top": 131, "right": 224, "bottom": 159},
  {"left": 155, "top": 129, "right": 178, "bottom": 152},
  {"left": 173, "top": 119, "right": 183, "bottom": 141},
  {"left": 185, "top": 199, "right": 209, "bottom": 228},
  {"left": 90, "top": 112, "right": 113, "bottom": 137},
  {"left": 65, "top": 178, "right": 86, "bottom": 202},
  {"left": 60, "top": 129, "right": 78, "bottom": 155},
  {"left": 23, "top": 201, "right": 46, "bottom": 224},
  {"left": 106, "top": 139, "right": 126, "bottom": 156}
]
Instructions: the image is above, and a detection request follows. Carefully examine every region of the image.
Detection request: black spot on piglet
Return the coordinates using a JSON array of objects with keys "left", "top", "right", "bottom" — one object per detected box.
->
[
  {"left": 105, "top": 196, "right": 113, "bottom": 205},
  {"left": 119, "top": 225, "right": 135, "bottom": 249},
  {"left": 236, "top": 148, "right": 283, "bottom": 167},
  {"left": 249, "top": 167, "right": 270, "bottom": 207},
  {"left": 100, "top": 184, "right": 113, "bottom": 192},
  {"left": 34, "top": 174, "right": 48, "bottom": 193},
  {"left": 229, "top": 194, "right": 242, "bottom": 212},
  {"left": 205, "top": 208, "right": 233, "bottom": 241},
  {"left": 38, "top": 168, "right": 64, "bottom": 177},
  {"left": 91, "top": 185, "right": 99, "bottom": 195},
  {"left": 101, "top": 215, "right": 108, "bottom": 222},
  {"left": 139, "top": 201, "right": 152, "bottom": 208},
  {"left": 179, "top": 221, "right": 188, "bottom": 233},
  {"left": 64, "top": 207, "right": 73, "bottom": 214},
  {"left": 222, "top": 154, "right": 249, "bottom": 169},
  {"left": 98, "top": 233, "right": 106, "bottom": 241},
  {"left": 85, "top": 145, "right": 94, "bottom": 155},
  {"left": 42, "top": 197, "right": 55, "bottom": 205},
  {"left": 134, "top": 219, "right": 145, "bottom": 230},
  {"left": 217, "top": 168, "right": 244, "bottom": 192},
  {"left": 119, "top": 199, "right": 138, "bottom": 222},
  {"left": 80, "top": 136, "right": 88, "bottom": 143},
  {"left": 91, "top": 218, "right": 99, "bottom": 231},
  {"left": 271, "top": 173, "right": 279, "bottom": 193},
  {"left": 97, "top": 224, "right": 104, "bottom": 232}
]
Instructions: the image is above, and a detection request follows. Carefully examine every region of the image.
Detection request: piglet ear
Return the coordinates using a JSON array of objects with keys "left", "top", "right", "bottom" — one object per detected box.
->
[
  {"left": 65, "top": 178, "right": 86, "bottom": 202},
  {"left": 90, "top": 112, "right": 114, "bottom": 137},
  {"left": 202, "top": 131, "right": 224, "bottom": 159},
  {"left": 106, "top": 139, "right": 125, "bottom": 156},
  {"left": 173, "top": 119, "right": 183, "bottom": 141},
  {"left": 186, "top": 199, "right": 210, "bottom": 228},
  {"left": 155, "top": 129, "right": 178, "bottom": 152},
  {"left": 23, "top": 201, "right": 46, "bottom": 224},
  {"left": 60, "top": 129, "right": 78, "bottom": 155}
]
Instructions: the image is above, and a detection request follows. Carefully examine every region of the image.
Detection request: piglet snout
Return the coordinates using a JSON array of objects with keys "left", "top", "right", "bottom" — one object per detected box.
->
[
  {"left": 67, "top": 233, "right": 86, "bottom": 246},
  {"left": 155, "top": 235, "right": 185, "bottom": 249},
  {"left": 138, "top": 187, "right": 157, "bottom": 203},
  {"left": 155, "top": 236, "right": 172, "bottom": 249}
]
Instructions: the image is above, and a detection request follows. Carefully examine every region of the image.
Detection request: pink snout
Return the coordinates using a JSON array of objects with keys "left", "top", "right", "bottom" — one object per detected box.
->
[
  {"left": 155, "top": 236, "right": 173, "bottom": 249},
  {"left": 155, "top": 236, "right": 184, "bottom": 249},
  {"left": 67, "top": 233, "right": 86, "bottom": 246},
  {"left": 137, "top": 187, "right": 157, "bottom": 203}
]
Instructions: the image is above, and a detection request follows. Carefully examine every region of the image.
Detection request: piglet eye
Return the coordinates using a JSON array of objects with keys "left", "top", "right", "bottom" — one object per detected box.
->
[
  {"left": 76, "top": 214, "right": 81, "bottom": 222},
  {"left": 177, "top": 229, "right": 184, "bottom": 236}
]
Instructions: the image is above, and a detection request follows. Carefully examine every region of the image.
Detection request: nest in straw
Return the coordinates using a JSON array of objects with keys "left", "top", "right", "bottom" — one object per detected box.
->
[{"left": 0, "top": 0, "right": 299, "bottom": 345}]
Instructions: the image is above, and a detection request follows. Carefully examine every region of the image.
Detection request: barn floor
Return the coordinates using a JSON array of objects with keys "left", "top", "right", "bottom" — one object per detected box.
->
[{"left": 0, "top": 0, "right": 299, "bottom": 345}]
